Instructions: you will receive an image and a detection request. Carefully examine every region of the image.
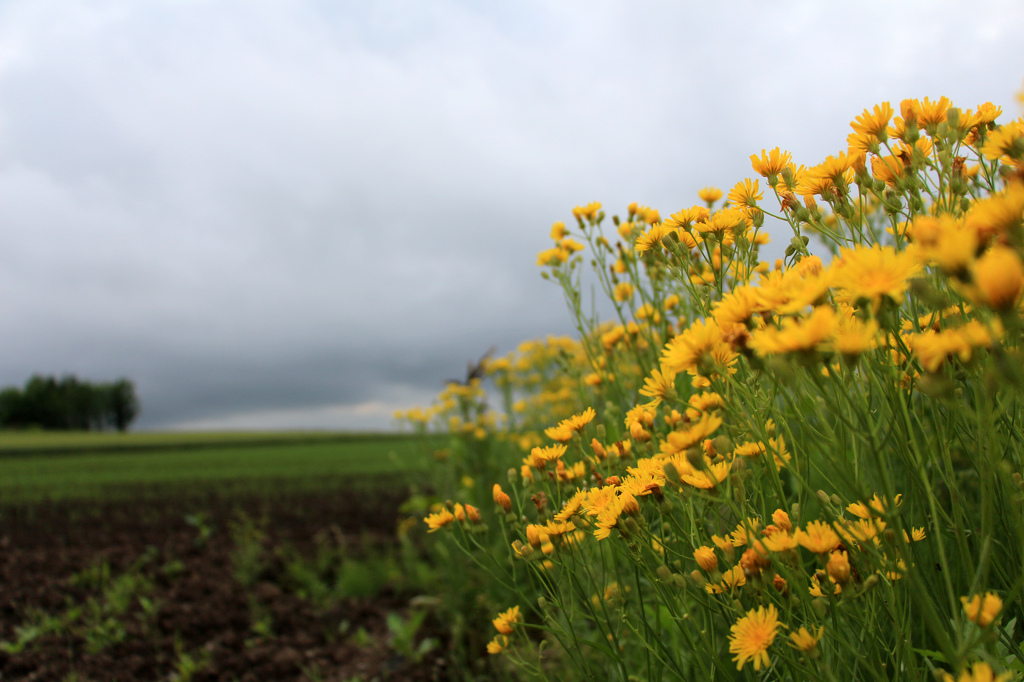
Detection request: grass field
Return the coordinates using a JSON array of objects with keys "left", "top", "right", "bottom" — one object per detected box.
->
[
  {"left": 0, "top": 429, "right": 407, "bottom": 454},
  {"left": 0, "top": 431, "right": 438, "bottom": 503}
]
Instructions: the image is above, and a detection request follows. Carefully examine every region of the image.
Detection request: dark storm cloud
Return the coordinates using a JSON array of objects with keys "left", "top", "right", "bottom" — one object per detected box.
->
[{"left": 0, "top": 1, "right": 1022, "bottom": 429}]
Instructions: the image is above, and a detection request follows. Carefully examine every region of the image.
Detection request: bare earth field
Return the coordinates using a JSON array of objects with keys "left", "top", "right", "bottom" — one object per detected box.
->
[{"left": 0, "top": 435, "right": 458, "bottom": 681}]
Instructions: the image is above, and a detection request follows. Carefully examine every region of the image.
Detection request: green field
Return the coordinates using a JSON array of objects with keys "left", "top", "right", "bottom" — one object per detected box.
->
[
  {"left": 0, "top": 431, "right": 437, "bottom": 503},
  {"left": 0, "top": 430, "right": 408, "bottom": 454}
]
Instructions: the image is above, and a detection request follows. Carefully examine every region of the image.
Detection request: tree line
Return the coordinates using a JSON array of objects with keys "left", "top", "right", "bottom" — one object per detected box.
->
[{"left": 0, "top": 375, "right": 140, "bottom": 432}]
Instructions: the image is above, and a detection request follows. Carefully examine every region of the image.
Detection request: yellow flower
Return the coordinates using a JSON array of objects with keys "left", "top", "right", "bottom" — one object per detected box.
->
[
  {"left": 748, "top": 306, "right": 837, "bottom": 356},
  {"left": 789, "top": 625, "right": 824, "bottom": 652},
  {"left": 424, "top": 509, "right": 456, "bottom": 533},
  {"left": 728, "top": 604, "right": 781, "bottom": 671},
  {"left": 541, "top": 519, "right": 577, "bottom": 538},
  {"left": 826, "top": 550, "right": 851, "bottom": 584},
  {"left": 835, "top": 518, "right": 886, "bottom": 544},
  {"left": 694, "top": 545, "right": 718, "bottom": 572},
  {"left": 918, "top": 96, "right": 951, "bottom": 128},
  {"left": 665, "top": 205, "right": 710, "bottom": 231},
  {"left": 560, "top": 238, "right": 584, "bottom": 254},
  {"left": 639, "top": 365, "right": 677, "bottom": 407},
  {"left": 685, "top": 391, "right": 725, "bottom": 420},
  {"left": 582, "top": 486, "right": 618, "bottom": 517},
  {"left": 662, "top": 318, "right": 737, "bottom": 378},
  {"left": 544, "top": 407, "right": 596, "bottom": 441},
  {"left": 549, "top": 221, "right": 566, "bottom": 240},
  {"left": 601, "top": 324, "right": 626, "bottom": 350},
  {"left": 529, "top": 443, "right": 568, "bottom": 468},
  {"left": 493, "top": 483, "right": 512, "bottom": 512},
  {"left": 624, "top": 403, "right": 656, "bottom": 430},
  {"left": 903, "top": 527, "right": 927, "bottom": 542},
  {"left": 554, "top": 488, "right": 587, "bottom": 522},
  {"left": 831, "top": 244, "right": 921, "bottom": 310},
  {"left": 750, "top": 147, "right": 792, "bottom": 180},
  {"left": 492, "top": 605, "right": 522, "bottom": 634},
  {"left": 906, "top": 320, "right": 998, "bottom": 372},
  {"left": 536, "top": 246, "right": 570, "bottom": 266},
  {"left": 910, "top": 214, "right": 978, "bottom": 276},
  {"left": 525, "top": 524, "right": 548, "bottom": 548},
  {"left": 614, "top": 281, "right": 634, "bottom": 302},
  {"left": 727, "top": 178, "right": 763, "bottom": 208},
  {"left": 593, "top": 492, "right": 636, "bottom": 540},
  {"left": 832, "top": 312, "right": 879, "bottom": 356},
  {"left": 807, "top": 152, "right": 855, "bottom": 186},
  {"left": 698, "top": 186, "right": 723, "bottom": 204},
  {"left": 809, "top": 575, "right": 842, "bottom": 597},
  {"left": 680, "top": 458, "right": 731, "bottom": 489},
  {"left": 870, "top": 153, "right": 905, "bottom": 187},
  {"left": 964, "top": 181, "right": 1024, "bottom": 241},
  {"left": 634, "top": 222, "right": 673, "bottom": 253},
  {"left": 940, "top": 661, "right": 1015, "bottom": 682},
  {"left": 733, "top": 441, "right": 767, "bottom": 458},
  {"left": 846, "top": 493, "right": 902, "bottom": 519},
  {"left": 694, "top": 206, "right": 748, "bottom": 239},
  {"left": 851, "top": 102, "right": 893, "bottom": 141},
  {"left": 712, "top": 286, "right": 761, "bottom": 329},
  {"left": 761, "top": 530, "right": 798, "bottom": 553},
  {"left": 706, "top": 564, "right": 747, "bottom": 594},
  {"left": 972, "top": 246, "right": 1024, "bottom": 311},
  {"left": 572, "top": 201, "right": 602, "bottom": 221},
  {"left": 772, "top": 509, "right": 792, "bottom": 532},
  {"left": 794, "top": 520, "right": 840, "bottom": 554},
  {"left": 619, "top": 468, "right": 665, "bottom": 497},
  {"left": 660, "top": 412, "right": 723, "bottom": 456},
  {"left": 486, "top": 634, "right": 508, "bottom": 654},
  {"left": 728, "top": 519, "right": 761, "bottom": 547},
  {"left": 979, "top": 121, "right": 1024, "bottom": 162},
  {"left": 961, "top": 592, "right": 1002, "bottom": 627}
]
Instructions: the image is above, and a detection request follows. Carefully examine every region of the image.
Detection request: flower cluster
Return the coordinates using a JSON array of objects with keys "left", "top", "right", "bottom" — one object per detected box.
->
[{"left": 405, "top": 88, "right": 1024, "bottom": 680}]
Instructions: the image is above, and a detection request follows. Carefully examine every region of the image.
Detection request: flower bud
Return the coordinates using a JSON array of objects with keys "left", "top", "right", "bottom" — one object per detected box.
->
[
  {"left": 694, "top": 546, "right": 718, "bottom": 572},
  {"left": 526, "top": 524, "right": 545, "bottom": 548},
  {"left": 493, "top": 484, "right": 512, "bottom": 513},
  {"left": 827, "top": 551, "right": 851, "bottom": 584},
  {"left": 973, "top": 246, "right": 1024, "bottom": 311}
]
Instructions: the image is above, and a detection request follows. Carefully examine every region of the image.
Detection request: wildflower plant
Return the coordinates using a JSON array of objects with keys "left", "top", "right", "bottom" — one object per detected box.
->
[{"left": 401, "top": 87, "right": 1024, "bottom": 680}]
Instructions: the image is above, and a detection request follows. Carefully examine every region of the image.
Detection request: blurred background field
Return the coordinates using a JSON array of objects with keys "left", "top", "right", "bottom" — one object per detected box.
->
[
  {"left": 0, "top": 431, "right": 456, "bottom": 681},
  {"left": 0, "top": 431, "right": 435, "bottom": 503}
]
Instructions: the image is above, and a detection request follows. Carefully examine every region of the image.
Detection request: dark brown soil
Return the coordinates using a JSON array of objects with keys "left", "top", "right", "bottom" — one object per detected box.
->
[{"left": 0, "top": 483, "right": 454, "bottom": 681}]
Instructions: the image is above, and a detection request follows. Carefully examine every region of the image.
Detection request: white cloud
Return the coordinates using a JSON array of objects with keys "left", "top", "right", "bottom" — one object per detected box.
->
[{"left": 0, "top": 0, "right": 1022, "bottom": 428}]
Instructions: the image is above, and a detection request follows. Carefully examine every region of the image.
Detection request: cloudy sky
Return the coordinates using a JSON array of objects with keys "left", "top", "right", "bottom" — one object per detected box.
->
[{"left": 1, "top": 1, "right": 1022, "bottom": 430}]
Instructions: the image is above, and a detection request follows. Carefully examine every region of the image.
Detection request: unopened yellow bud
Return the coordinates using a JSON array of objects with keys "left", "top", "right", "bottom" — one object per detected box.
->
[
  {"left": 973, "top": 246, "right": 1024, "bottom": 311},
  {"left": 827, "top": 551, "right": 851, "bottom": 584}
]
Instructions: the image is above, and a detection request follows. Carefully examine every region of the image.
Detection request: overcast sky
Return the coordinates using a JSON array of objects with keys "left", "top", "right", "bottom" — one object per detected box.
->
[{"left": 1, "top": 1, "right": 1022, "bottom": 430}]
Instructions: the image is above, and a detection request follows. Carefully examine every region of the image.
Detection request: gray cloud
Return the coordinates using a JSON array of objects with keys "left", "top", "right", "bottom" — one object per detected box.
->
[{"left": 1, "top": 1, "right": 1022, "bottom": 429}]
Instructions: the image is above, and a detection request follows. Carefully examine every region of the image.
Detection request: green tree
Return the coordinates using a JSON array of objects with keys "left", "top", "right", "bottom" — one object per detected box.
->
[{"left": 104, "top": 379, "right": 140, "bottom": 432}]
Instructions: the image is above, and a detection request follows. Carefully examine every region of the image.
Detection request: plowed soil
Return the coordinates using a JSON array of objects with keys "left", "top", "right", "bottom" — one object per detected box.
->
[{"left": 0, "top": 483, "right": 453, "bottom": 681}]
